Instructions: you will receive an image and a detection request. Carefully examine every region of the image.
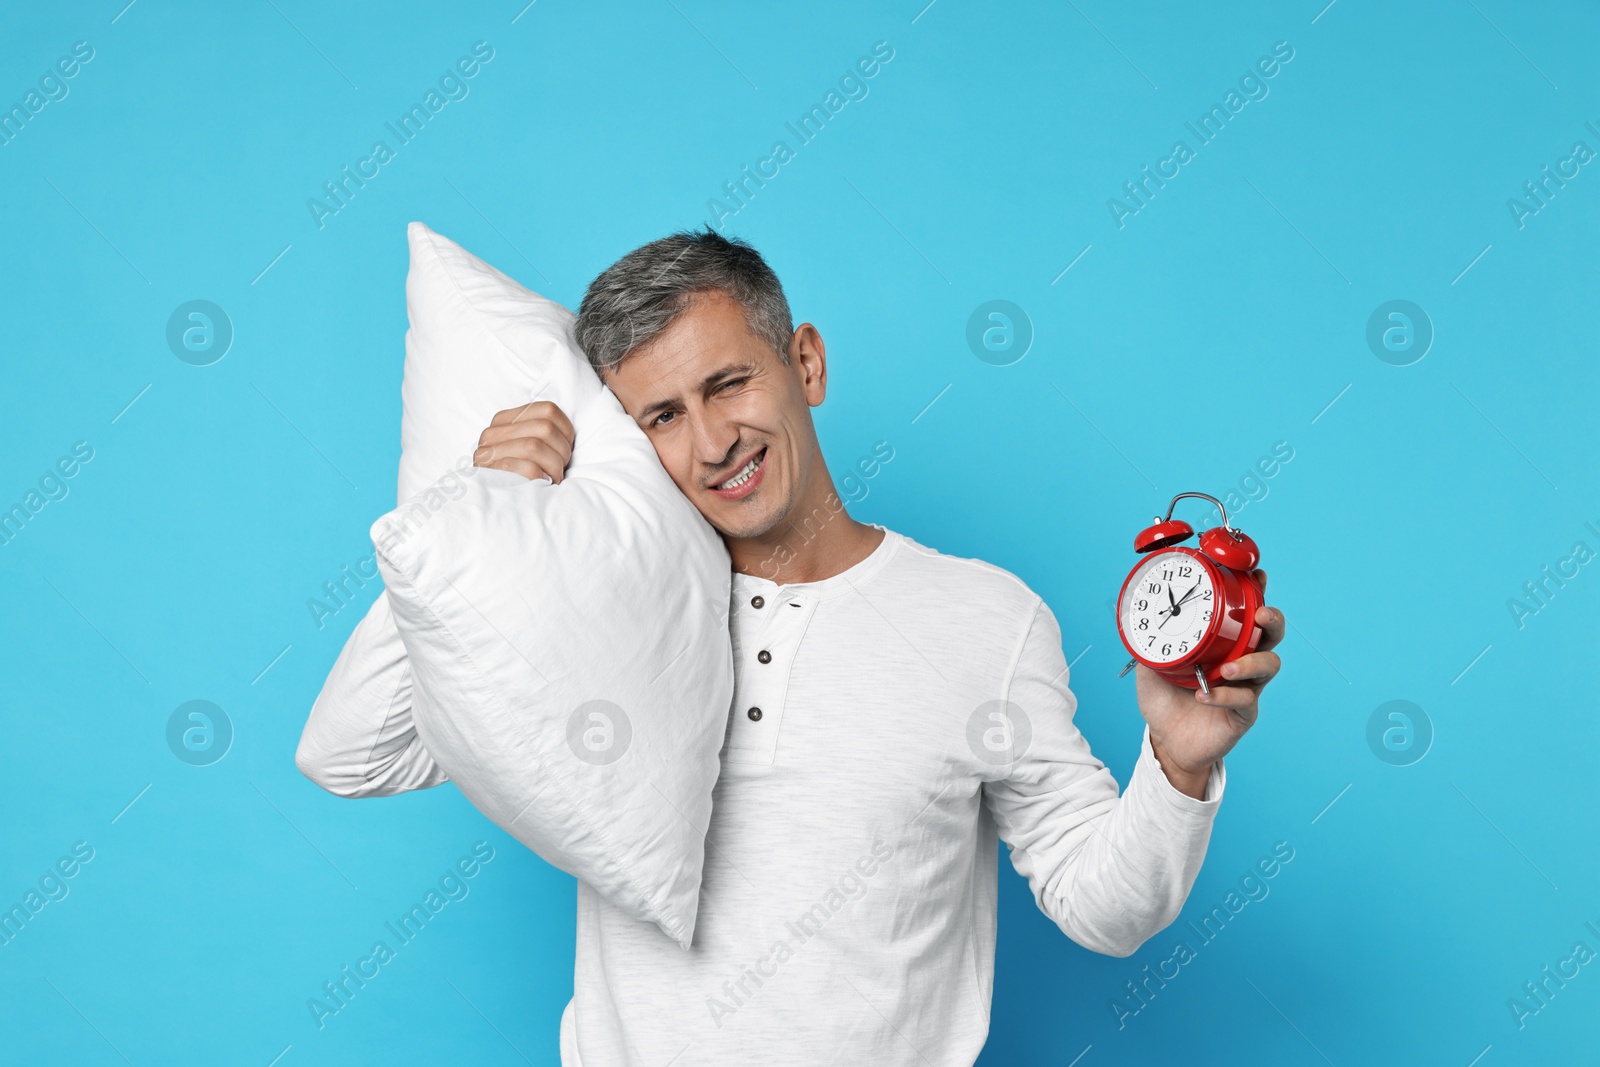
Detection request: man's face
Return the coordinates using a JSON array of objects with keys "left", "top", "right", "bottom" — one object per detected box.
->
[{"left": 602, "top": 289, "right": 824, "bottom": 541}]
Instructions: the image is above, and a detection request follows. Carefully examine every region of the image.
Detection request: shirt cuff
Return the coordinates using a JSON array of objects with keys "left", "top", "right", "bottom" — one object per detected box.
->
[{"left": 1136, "top": 724, "right": 1226, "bottom": 816}]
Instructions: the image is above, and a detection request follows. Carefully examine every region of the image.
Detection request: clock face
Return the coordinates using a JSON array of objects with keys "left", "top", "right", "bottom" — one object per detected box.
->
[{"left": 1120, "top": 551, "right": 1216, "bottom": 665}]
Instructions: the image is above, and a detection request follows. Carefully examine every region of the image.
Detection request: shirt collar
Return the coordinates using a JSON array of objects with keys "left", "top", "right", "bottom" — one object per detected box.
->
[{"left": 730, "top": 524, "right": 901, "bottom": 602}]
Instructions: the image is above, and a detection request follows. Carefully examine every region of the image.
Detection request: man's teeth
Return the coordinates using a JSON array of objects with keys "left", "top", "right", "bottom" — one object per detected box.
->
[{"left": 717, "top": 453, "right": 762, "bottom": 490}]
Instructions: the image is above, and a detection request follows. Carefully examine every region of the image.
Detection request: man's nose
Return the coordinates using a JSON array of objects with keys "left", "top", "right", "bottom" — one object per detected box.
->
[{"left": 691, "top": 413, "right": 740, "bottom": 469}]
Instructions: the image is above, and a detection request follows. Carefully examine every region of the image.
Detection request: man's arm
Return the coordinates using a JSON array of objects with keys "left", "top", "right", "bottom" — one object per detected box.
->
[
  {"left": 295, "top": 401, "right": 576, "bottom": 797},
  {"left": 295, "top": 592, "right": 449, "bottom": 797},
  {"left": 981, "top": 599, "right": 1224, "bottom": 958}
]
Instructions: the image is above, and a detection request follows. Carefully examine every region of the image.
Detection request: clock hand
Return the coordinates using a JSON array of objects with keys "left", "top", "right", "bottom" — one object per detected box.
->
[
  {"left": 1174, "top": 579, "right": 1204, "bottom": 610},
  {"left": 1166, "top": 585, "right": 1179, "bottom": 618}
]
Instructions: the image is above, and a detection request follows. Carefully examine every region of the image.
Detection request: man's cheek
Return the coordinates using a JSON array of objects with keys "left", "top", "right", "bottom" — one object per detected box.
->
[{"left": 667, "top": 466, "right": 701, "bottom": 501}]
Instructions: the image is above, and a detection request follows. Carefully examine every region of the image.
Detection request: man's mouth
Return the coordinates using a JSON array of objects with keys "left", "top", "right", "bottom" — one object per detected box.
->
[{"left": 709, "top": 447, "right": 767, "bottom": 500}]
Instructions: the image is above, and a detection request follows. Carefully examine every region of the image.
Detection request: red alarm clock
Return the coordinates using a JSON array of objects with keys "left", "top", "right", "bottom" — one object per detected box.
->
[{"left": 1116, "top": 492, "right": 1265, "bottom": 695}]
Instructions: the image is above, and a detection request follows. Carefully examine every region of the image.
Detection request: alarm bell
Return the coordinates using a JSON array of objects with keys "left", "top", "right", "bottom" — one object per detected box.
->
[{"left": 1133, "top": 492, "right": 1260, "bottom": 571}]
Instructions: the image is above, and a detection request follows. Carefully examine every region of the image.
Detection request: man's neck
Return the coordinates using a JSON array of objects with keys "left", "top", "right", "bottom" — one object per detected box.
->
[{"left": 725, "top": 493, "right": 885, "bottom": 586}]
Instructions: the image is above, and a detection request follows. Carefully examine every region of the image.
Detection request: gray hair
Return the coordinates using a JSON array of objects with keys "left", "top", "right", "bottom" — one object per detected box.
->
[{"left": 574, "top": 227, "right": 793, "bottom": 376}]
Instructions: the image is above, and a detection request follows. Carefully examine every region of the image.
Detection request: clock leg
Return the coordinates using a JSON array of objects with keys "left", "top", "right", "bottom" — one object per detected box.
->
[{"left": 1193, "top": 666, "right": 1211, "bottom": 696}]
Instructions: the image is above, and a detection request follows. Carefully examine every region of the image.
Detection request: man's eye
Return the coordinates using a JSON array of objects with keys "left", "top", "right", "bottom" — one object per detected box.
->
[
  {"left": 718, "top": 377, "right": 748, "bottom": 393},
  {"left": 652, "top": 411, "right": 676, "bottom": 428}
]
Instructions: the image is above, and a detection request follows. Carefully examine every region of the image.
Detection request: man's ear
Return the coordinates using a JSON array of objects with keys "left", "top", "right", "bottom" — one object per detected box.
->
[{"left": 789, "top": 323, "right": 826, "bottom": 407}]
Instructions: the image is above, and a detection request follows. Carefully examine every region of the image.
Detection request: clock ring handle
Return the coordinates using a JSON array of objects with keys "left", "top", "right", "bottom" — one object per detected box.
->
[{"left": 1160, "top": 492, "right": 1244, "bottom": 541}]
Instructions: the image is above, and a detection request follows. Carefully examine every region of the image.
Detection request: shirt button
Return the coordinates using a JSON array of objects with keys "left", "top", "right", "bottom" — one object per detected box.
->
[
  {"left": 747, "top": 707, "right": 763, "bottom": 721},
  {"left": 751, "top": 595, "right": 765, "bottom": 609},
  {"left": 757, "top": 650, "right": 772, "bottom": 664}
]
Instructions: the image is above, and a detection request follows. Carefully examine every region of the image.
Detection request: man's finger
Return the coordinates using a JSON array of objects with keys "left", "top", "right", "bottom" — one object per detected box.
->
[
  {"left": 475, "top": 452, "right": 559, "bottom": 484},
  {"left": 1220, "top": 650, "right": 1280, "bottom": 685},
  {"left": 491, "top": 401, "right": 554, "bottom": 427},
  {"left": 479, "top": 456, "right": 554, "bottom": 482},
  {"left": 513, "top": 438, "right": 569, "bottom": 483},
  {"left": 507, "top": 400, "right": 573, "bottom": 438},
  {"left": 478, "top": 416, "right": 574, "bottom": 454},
  {"left": 1253, "top": 568, "right": 1268, "bottom": 596},
  {"left": 475, "top": 437, "right": 571, "bottom": 480},
  {"left": 1254, "top": 605, "right": 1285, "bottom": 653},
  {"left": 541, "top": 403, "right": 576, "bottom": 446},
  {"left": 1197, "top": 683, "right": 1257, "bottom": 713}
]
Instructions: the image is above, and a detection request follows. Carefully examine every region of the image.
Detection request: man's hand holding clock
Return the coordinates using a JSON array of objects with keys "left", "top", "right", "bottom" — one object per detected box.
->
[{"left": 1137, "top": 569, "right": 1284, "bottom": 800}]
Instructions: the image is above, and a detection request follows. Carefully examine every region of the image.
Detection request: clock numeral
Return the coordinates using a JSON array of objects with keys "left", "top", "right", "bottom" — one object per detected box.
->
[
  {"left": 1136, "top": 618, "right": 1148, "bottom": 630},
  {"left": 1161, "top": 568, "right": 1173, "bottom": 581},
  {"left": 1179, "top": 641, "right": 1188, "bottom": 653},
  {"left": 1160, "top": 643, "right": 1172, "bottom": 656},
  {"left": 1178, "top": 565, "right": 1192, "bottom": 577},
  {"left": 1145, "top": 636, "right": 1155, "bottom": 649},
  {"left": 1135, "top": 598, "right": 1148, "bottom": 611},
  {"left": 1145, "top": 582, "right": 1161, "bottom": 594},
  {"left": 1202, "top": 589, "right": 1212, "bottom": 600},
  {"left": 1202, "top": 609, "right": 1212, "bottom": 621}
]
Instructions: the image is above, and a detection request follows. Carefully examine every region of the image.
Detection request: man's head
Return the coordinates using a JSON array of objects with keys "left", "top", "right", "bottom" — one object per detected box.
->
[{"left": 575, "top": 229, "right": 832, "bottom": 542}]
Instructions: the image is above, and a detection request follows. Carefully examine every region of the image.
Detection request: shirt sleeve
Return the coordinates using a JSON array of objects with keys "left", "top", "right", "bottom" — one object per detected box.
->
[
  {"left": 980, "top": 597, "right": 1224, "bottom": 958},
  {"left": 295, "top": 591, "right": 450, "bottom": 797}
]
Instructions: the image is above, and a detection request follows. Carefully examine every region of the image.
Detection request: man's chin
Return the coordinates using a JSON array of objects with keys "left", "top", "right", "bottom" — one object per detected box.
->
[{"left": 698, "top": 496, "right": 790, "bottom": 543}]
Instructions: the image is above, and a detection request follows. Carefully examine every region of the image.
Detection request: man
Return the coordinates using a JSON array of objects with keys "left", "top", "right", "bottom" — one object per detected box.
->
[{"left": 312, "top": 229, "right": 1284, "bottom": 1065}]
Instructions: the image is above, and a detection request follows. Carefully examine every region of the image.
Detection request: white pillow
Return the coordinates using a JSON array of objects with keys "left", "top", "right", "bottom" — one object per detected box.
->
[{"left": 362, "top": 221, "right": 732, "bottom": 948}]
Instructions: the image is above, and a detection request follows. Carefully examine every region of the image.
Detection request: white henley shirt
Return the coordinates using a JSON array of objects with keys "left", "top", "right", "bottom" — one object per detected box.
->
[{"left": 299, "top": 525, "right": 1225, "bottom": 1065}]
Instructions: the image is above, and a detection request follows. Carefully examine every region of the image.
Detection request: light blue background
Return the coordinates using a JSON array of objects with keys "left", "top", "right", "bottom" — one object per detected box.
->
[{"left": 2, "top": 1, "right": 1597, "bottom": 1064}]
